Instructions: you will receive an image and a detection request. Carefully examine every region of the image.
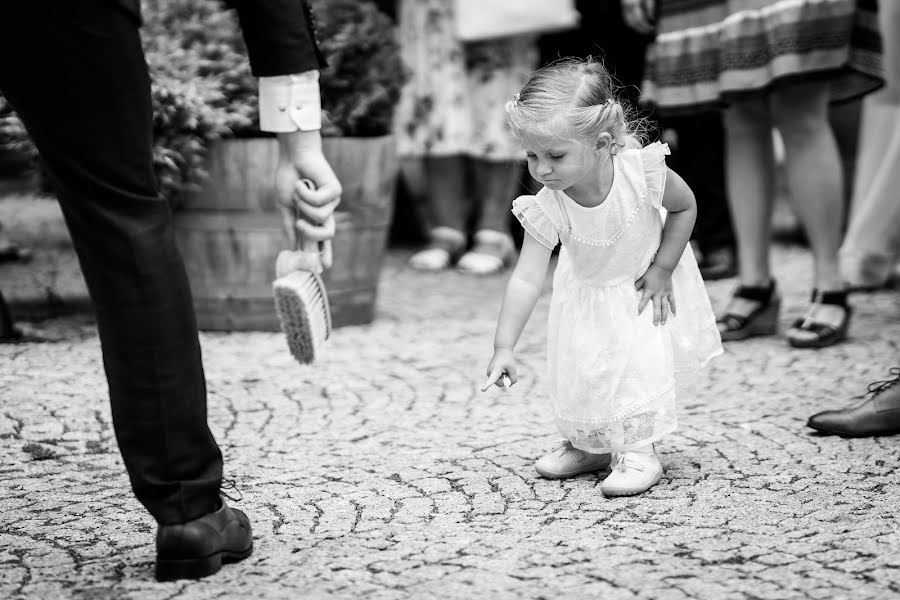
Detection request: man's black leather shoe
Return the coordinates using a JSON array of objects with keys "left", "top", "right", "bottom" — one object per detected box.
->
[
  {"left": 155, "top": 499, "right": 253, "bottom": 581},
  {"left": 807, "top": 368, "right": 900, "bottom": 437}
]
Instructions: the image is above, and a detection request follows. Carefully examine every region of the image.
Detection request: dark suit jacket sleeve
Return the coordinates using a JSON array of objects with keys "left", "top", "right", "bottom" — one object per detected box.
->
[{"left": 225, "top": 0, "right": 325, "bottom": 77}]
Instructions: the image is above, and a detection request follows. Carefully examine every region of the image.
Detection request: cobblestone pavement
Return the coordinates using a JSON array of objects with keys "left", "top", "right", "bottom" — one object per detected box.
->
[{"left": 2, "top": 200, "right": 900, "bottom": 599}]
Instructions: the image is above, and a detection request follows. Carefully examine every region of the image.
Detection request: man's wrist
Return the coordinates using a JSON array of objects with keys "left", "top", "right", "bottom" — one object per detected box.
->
[
  {"left": 259, "top": 70, "right": 322, "bottom": 133},
  {"left": 277, "top": 129, "right": 323, "bottom": 164}
]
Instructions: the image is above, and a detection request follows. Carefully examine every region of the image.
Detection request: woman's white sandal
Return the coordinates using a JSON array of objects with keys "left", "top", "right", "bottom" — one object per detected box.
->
[
  {"left": 408, "top": 227, "right": 466, "bottom": 272},
  {"left": 457, "top": 229, "right": 516, "bottom": 275}
]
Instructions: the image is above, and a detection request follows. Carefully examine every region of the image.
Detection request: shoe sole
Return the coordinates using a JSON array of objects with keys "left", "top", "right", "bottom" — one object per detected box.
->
[
  {"left": 600, "top": 470, "right": 663, "bottom": 497},
  {"left": 535, "top": 459, "right": 611, "bottom": 479},
  {"left": 806, "top": 423, "right": 900, "bottom": 438},
  {"left": 155, "top": 543, "right": 253, "bottom": 582},
  {"left": 787, "top": 328, "right": 848, "bottom": 348},
  {"left": 719, "top": 299, "right": 780, "bottom": 342}
]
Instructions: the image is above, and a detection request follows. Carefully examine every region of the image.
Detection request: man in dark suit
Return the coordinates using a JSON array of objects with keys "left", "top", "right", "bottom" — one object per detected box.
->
[{"left": 0, "top": 0, "right": 341, "bottom": 581}]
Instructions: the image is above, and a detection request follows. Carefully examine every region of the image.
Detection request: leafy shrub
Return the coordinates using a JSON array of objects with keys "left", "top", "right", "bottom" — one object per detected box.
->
[{"left": 0, "top": 0, "right": 404, "bottom": 203}]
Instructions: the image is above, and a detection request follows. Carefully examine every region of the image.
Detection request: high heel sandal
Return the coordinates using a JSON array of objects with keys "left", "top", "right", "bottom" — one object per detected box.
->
[
  {"left": 786, "top": 289, "right": 851, "bottom": 348},
  {"left": 716, "top": 280, "right": 780, "bottom": 341}
]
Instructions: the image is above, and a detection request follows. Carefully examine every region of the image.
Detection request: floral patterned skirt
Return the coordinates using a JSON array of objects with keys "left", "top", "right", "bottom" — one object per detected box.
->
[
  {"left": 642, "top": 0, "right": 883, "bottom": 114},
  {"left": 394, "top": 0, "right": 538, "bottom": 161}
]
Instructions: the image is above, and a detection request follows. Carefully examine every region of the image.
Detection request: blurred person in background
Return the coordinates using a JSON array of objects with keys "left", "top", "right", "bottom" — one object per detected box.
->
[
  {"left": 0, "top": 0, "right": 340, "bottom": 582},
  {"left": 543, "top": 0, "right": 736, "bottom": 281},
  {"left": 807, "top": 3, "right": 900, "bottom": 438},
  {"left": 395, "top": 0, "right": 539, "bottom": 275},
  {"left": 839, "top": 0, "right": 900, "bottom": 291},
  {"left": 635, "top": 0, "right": 882, "bottom": 349}
]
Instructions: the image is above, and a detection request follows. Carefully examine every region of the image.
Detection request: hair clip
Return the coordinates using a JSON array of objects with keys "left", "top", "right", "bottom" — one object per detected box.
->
[{"left": 513, "top": 93, "right": 520, "bottom": 106}]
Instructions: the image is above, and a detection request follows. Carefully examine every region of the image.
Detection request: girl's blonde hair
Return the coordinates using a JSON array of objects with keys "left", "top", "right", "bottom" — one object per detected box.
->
[{"left": 506, "top": 57, "right": 646, "bottom": 152}]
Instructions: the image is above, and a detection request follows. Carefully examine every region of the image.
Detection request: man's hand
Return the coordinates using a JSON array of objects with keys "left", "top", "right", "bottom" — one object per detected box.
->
[
  {"left": 274, "top": 129, "right": 342, "bottom": 273},
  {"left": 622, "top": 0, "right": 656, "bottom": 34}
]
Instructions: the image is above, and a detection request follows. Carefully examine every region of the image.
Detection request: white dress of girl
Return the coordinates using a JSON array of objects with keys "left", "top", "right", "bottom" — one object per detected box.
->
[{"left": 512, "top": 142, "right": 723, "bottom": 453}]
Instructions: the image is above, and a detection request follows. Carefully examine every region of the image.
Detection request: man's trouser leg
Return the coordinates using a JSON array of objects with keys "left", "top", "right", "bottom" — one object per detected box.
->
[{"left": 0, "top": 2, "right": 223, "bottom": 525}]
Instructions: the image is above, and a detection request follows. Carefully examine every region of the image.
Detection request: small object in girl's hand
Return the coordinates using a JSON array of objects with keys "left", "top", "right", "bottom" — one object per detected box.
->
[{"left": 502, "top": 374, "right": 511, "bottom": 390}]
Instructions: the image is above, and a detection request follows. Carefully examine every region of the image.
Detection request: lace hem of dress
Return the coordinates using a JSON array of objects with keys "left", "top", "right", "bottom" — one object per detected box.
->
[
  {"left": 552, "top": 380, "right": 676, "bottom": 425},
  {"left": 559, "top": 407, "right": 678, "bottom": 453}
]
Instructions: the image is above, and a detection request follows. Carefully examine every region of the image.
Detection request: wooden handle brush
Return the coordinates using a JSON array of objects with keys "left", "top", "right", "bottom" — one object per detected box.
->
[{"left": 272, "top": 179, "right": 332, "bottom": 365}]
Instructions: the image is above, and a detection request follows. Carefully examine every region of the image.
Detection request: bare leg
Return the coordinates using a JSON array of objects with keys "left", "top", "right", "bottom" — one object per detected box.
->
[
  {"left": 715, "top": 98, "right": 780, "bottom": 339},
  {"left": 770, "top": 81, "right": 845, "bottom": 292},
  {"left": 771, "top": 81, "right": 850, "bottom": 346},
  {"left": 723, "top": 97, "right": 776, "bottom": 289},
  {"left": 408, "top": 155, "right": 468, "bottom": 271},
  {"left": 457, "top": 158, "right": 518, "bottom": 275}
]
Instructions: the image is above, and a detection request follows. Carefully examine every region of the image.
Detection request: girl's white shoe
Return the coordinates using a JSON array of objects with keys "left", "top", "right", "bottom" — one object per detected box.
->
[
  {"left": 600, "top": 447, "right": 663, "bottom": 497},
  {"left": 535, "top": 441, "right": 611, "bottom": 479}
]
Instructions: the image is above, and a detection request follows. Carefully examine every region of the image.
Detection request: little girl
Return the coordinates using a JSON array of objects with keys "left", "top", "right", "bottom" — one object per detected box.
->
[{"left": 482, "top": 59, "right": 722, "bottom": 497}]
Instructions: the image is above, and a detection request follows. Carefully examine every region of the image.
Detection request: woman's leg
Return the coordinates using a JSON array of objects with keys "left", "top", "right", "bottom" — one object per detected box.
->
[
  {"left": 840, "top": 97, "right": 900, "bottom": 288},
  {"left": 771, "top": 80, "right": 851, "bottom": 347},
  {"left": 457, "top": 158, "right": 519, "bottom": 274},
  {"left": 724, "top": 97, "right": 776, "bottom": 288},
  {"left": 471, "top": 158, "right": 519, "bottom": 235},
  {"left": 716, "top": 97, "right": 781, "bottom": 340},
  {"left": 408, "top": 154, "right": 468, "bottom": 271},
  {"left": 770, "top": 80, "right": 845, "bottom": 292}
]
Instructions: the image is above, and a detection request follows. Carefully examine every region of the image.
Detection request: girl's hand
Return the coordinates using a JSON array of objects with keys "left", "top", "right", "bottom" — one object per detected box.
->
[
  {"left": 635, "top": 263, "right": 676, "bottom": 325},
  {"left": 482, "top": 348, "right": 518, "bottom": 391}
]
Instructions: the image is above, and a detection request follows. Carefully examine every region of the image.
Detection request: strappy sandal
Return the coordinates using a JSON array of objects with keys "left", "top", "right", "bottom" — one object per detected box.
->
[
  {"left": 716, "top": 279, "right": 780, "bottom": 341},
  {"left": 786, "top": 289, "right": 851, "bottom": 348}
]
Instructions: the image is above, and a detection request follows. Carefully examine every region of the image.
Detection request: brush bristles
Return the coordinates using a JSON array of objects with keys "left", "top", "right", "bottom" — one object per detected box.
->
[{"left": 273, "top": 271, "right": 331, "bottom": 364}]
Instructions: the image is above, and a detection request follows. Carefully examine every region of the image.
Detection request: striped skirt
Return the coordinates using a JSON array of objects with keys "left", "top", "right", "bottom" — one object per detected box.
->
[{"left": 642, "top": 0, "right": 883, "bottom": 113}]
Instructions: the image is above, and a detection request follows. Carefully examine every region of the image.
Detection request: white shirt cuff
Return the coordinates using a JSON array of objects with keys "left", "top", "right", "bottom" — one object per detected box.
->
[{"left": 258, "top": 70, "right": 322, "bottom": 133}]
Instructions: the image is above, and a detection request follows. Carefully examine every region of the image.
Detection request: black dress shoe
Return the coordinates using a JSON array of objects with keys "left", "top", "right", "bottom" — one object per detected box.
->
[
  {"left": 807, "top": 368, "right": 900, "bottom": 437},
  {"left": 155, "top": 499, "right": 253, "bottom": 582}
]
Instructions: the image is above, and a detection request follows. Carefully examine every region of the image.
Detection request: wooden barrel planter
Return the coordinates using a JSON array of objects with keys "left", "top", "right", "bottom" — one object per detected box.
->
[{"left": 173, "top": 135, "right": 397, "bottom": 330}]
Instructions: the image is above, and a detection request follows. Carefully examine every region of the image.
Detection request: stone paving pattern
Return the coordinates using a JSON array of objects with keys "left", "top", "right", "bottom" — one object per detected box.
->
[{"left": 2, "top": 198, "right": 900, "bottom": 599}]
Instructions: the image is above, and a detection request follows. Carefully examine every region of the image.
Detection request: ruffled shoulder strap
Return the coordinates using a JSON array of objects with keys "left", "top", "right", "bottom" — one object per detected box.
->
[
  {"left": 638, "top": 141, "right": 670, "bottom": 209},
  {"left": 511, "top": 189, "right": 561, "bottom": 249}
]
